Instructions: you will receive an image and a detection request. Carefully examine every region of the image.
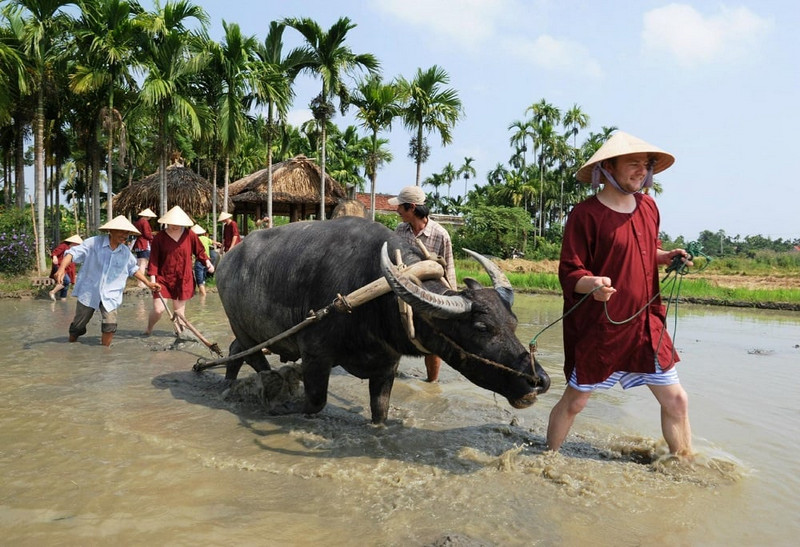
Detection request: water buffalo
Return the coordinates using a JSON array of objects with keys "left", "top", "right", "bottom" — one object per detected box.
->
[{"left": 215, "top": 217, "right": 550, "bottom": 424}]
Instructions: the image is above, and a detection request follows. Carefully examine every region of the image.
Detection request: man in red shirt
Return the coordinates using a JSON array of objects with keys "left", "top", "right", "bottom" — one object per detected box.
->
[
  {"left": 219, "top": 211, "right": 240, "bottom": 253},
  {"left": 546, "top": 131, "right": 694, "bottom": 458}
]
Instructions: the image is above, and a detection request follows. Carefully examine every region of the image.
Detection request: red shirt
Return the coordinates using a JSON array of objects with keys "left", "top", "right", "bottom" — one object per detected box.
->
[
  {"left": 222, "top": 219, "right": 239, "bottom": 251},
  {"left": 147, "top": 229, "right": 209, "bottom": 300},
  {"left": 50, "top": 242, "right": 76, "bottom": 284},
  {"left": 133, "top": 217, "right": 154, "bottom": 251},
  {"left": 559, "top": 193, "right": 678, "bottom": 384}
]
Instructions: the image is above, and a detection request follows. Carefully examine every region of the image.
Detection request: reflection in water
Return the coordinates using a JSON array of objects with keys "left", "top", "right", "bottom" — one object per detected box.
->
[{"left": 0, "top": 293, "right": 797, "bottom": 545}]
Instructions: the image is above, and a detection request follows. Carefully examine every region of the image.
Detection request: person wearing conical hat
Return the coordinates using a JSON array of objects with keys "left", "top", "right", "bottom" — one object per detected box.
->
[
  {"left": 218, "top": 211, "right": 240, "bottom": 253},
  {"left": 133, "top": 208, "right": 157, "bottom": 287},
  {"left": 53, "top": 216, "right": 161, "bottom": 346},
  {"left": 48, "top": 234, "right": 83, "bottom": 301},
  {"left": 144, "top": 207, "right": 215, "bottom": 335},
  {"left": 547, "top": 131, "right": 694, "bottom": 458}
]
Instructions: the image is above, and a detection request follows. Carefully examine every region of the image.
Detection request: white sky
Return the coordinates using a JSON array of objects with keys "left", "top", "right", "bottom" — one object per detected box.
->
[{"left": 191, "top": 1, "right": 795, "bottom": 240}]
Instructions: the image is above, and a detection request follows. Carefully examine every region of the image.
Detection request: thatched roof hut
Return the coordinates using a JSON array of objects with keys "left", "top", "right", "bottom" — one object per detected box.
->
[
  {"left": 331, "top": 198, "right": 367, "bottom": 219},
  {"left": 229, "top": 155, "right": 347, "bottom": 224},
  {"left": 113, "top": 164, "right": 232, "bottom": 219}
]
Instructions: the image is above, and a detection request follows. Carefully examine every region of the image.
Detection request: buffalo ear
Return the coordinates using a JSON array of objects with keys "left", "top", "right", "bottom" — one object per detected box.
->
[
  {"left": 463, "top": 278, "right": 483, "bottom": 290},
  {"left": 462, "top": 248, "right": 514, "bottom": 308}
]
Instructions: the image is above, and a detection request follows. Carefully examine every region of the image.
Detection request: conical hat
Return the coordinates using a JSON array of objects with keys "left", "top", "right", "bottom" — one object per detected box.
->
[
  {"left": 138, "top": 207, "right": 157, "bottom": 218},
  {"left": 158, "top": 205, "right": 194, "bottom": 227},
  {"left": 64, "top": 234, "right": 83, "bottom": 245},
  {"left": 218, "top": 212, "right": 233, "bottom": 222},
  {"left": 191, "top": 224, "right": 206, "bottom": 235},
  {"left": 576, "top": 131, "right": 675, "bottom": 183},
  {"left": 99, "top": 215, "right": 141, "bottom": 235}
]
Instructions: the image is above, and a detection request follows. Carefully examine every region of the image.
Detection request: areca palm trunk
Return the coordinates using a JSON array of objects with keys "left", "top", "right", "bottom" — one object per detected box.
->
[
  {"left": 105, "top": 91, "right": 116, "bottom": 221},
  {"left": 415, "top": 124, "right": 423, "bottom": 186},
  {"left": 15, "top": 124, "right": 25, "bottom": 209},
  {"left": 319, "top": 120, "right": 326, "bottom": 220},
  {"left": 267, "top": 103, "right": 274, "bottom": 224},
  {"left": 224, "top": 155, "right": 230, "bottom": 214},
  {"left": 34, "top": 85, "right": 46, "bottom": 272}
]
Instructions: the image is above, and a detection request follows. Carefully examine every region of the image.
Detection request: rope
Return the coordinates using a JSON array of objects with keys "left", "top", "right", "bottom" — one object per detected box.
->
[
  {"left": 529, "top": 242, "right": 712, "bottom": 353},
  {"left": 424, "top": 318, "right": 542, "bottom": 384}
]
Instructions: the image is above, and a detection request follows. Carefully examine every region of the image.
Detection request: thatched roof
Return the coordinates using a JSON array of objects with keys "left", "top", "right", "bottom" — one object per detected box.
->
[
  {"left": 113, "top": 164, "right": 232, "bottom": 218},
  {"left": 229, "top": 155, "right": 347, "bottom": 221},
  {"left": 331, "top": 199, "right": 367, "bottom": 218}
]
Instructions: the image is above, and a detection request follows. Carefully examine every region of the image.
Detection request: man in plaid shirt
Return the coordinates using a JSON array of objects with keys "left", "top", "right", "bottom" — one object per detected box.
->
[{"left": 389, "top": 186, "right": 457, "bottom": 382}]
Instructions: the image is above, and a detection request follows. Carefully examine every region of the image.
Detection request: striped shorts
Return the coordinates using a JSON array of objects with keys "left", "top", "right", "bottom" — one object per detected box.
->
[{"left": 569, "top": 361, "right": 680, "bottom": 392}]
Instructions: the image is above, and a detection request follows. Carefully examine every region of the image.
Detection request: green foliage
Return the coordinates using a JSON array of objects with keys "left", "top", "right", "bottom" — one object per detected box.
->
[
  {"left": 451, "top": 205, "right": 532, "bottom": 258},
  {"left": 524, "top": 237, "right": 561, "bottom": 260},
  {"left": 374, "top": 213, "right": 399, "bottom": 231},
  {"left": 0, "top": 207, "right": 32, "bottom": 234}
]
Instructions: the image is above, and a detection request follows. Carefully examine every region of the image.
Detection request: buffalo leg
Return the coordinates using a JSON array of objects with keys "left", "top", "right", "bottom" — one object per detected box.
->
[
  {"left": 301, "top": 356, "right": 332, "bottom": 416},
  {"left": 225, "top": 338, "right": 271, "bottom": 380},
  {"left": 224, "top": 339, "right": 246, "bottom": 380},
  {"left": 368, "top": 367, "right": 397, "bottom": 424}
]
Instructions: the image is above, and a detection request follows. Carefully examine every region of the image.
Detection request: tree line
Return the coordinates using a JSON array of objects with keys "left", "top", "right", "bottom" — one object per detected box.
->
[{"left": 1, "top": 1, "right": 796, "bottom": 272}]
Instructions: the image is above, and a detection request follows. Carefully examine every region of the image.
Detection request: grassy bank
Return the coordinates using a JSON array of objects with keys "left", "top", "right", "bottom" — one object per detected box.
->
[
  {"left": 456, "top": 259, "right": 800, "bottom": 310},
  {"left": 5, "top": 261, "right": 800, "bottom": 310}
]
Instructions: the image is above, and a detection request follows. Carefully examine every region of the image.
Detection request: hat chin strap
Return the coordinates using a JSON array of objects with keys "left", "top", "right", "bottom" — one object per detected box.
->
[{"left": 591, "top": 164, "right": 653, "bottom": 195}]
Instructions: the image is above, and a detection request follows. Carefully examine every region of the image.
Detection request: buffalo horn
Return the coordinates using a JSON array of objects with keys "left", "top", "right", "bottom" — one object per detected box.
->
[
  {"left": 380, "top": 242, "right": 471, "bottom": 318},
  {"left": 462, "top": 248, "right": 514, "bottom": 307}
]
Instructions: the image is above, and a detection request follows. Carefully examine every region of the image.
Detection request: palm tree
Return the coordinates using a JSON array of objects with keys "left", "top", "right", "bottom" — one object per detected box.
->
[
  {"left": 562, "top": 103, "right": 590, "bottom": 149},
  {"left": 508, "top": 119, "right": 533, "bottom": 189},
  {"left": 0, "top": 12, "right": 28, "bottom": 127},
  {"left": 526, "top": 99, "right": 561, "bottom": 238},
  {"left": 351, "top": 74, "right": 401, "bottom": 220},
  {"left": 8, "top": 0, "right": 74, "bottom": 271},
  {"left": 252, "top": 21, "right": 308, "bottom": 225},
  {"left": 441, "top": 162, "right": 456, "bottom": 199},
  {"left": 422, "top": 172, "right": 444, "bottom": 212},
  {"left": 326, "top": 124, "right": 371, "bottom": 193},
  {"left": 0, "top": 8, "right": 31, "bottom": 210},
  {"left": 457, "top": 156, "right": 476, "bottom": 199},
  {"left": 397, "top": 65, "right": 462, "bottom": 186},
  {"left": 61, "top": 159, "right": 83, "bottom": 233},
  {"left": 284, "top": 16, "right": 379, "bottom": 220},
  {"left": 212, "top": 21, "right": 257, "bottom": 216},
  {"left": 70, "top": 0, "right": 143, "bottom": 222},
  {"left": 137, "top": 0, "right": 208, "bottom": 216}
]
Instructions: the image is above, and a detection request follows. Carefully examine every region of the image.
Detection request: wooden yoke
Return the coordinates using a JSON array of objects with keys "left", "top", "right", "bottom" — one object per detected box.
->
[{"left": 332, "top": 259, "right": 445, "bottom": 313}]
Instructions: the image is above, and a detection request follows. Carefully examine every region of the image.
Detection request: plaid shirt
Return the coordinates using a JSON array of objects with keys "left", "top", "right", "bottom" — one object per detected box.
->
[{"left": 395, "top": 218, "right": 457, "bottom": 289}]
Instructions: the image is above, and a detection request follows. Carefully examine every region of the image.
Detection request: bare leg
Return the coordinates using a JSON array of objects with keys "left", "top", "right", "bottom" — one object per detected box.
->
[
  {"left": 49, "top": 284, "right": 64, "bottom": 301},
  {"left": 145, "top": 296, "right": 165, "bottom": 335},
  {"left": 424, "top": 354, "right": 441, "bottom": 382},
  {"left": 546, "top": 386, "right": 591, "bottom": 452},
  {"left": 101, "top": 332, "right": 114, "bottom": 346},
  {"left": 649, "top": 384, "right": 693, "bottom": 456},
  {"left": 172, "top": 299, "right": 189, "bottom": 332},
  {"left": 137, "top": 259, "right": 148, "bottom": 287}
]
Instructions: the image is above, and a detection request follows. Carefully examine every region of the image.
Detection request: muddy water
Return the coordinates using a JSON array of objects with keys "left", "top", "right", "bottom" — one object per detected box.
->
[{"left": 1, "top": 292, "right": 798, "bottom": 546}]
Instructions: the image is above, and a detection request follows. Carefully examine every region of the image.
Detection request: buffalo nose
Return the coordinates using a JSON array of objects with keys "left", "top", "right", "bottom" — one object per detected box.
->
[{"left": 532, "top": 359, "right": 551, "bottom": 394}]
